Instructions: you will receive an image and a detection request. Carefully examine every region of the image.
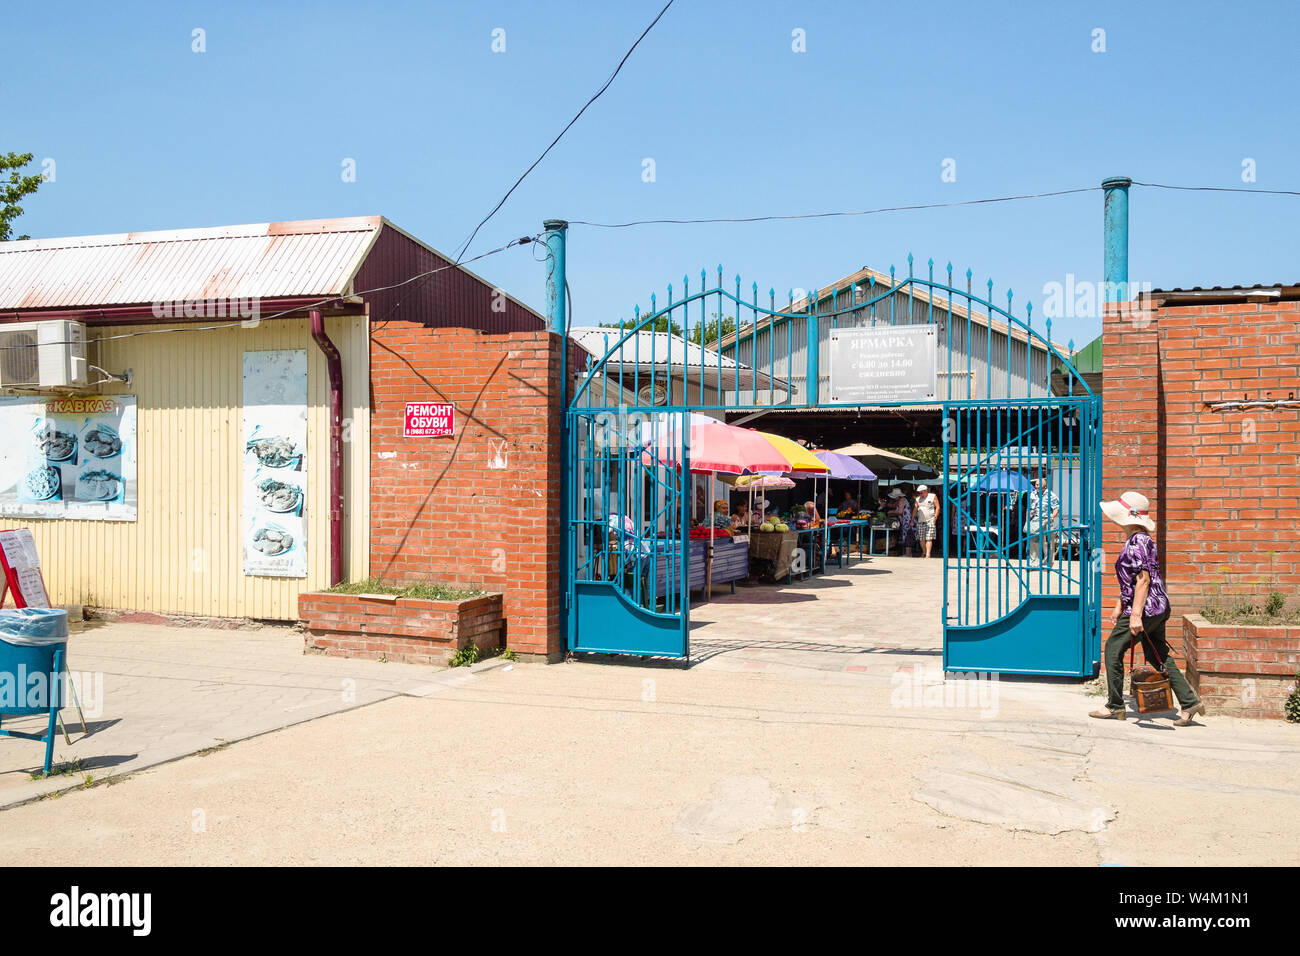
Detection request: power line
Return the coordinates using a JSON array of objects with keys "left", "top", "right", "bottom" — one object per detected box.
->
[
  {"left": 567, "top": 180, "right": 1300, "bottom": 229},
  {"left": 568, "top": 186, "right": 1100, "bottom": 228},
  {"left": 4, "top": 178, "right": 1296, "bottom": 352},
  {"left": 1131, "top": 180, "right": 1300, "bottom": 197},
  {"left": 451, "top": 0, "right": 675, "bottom": 263}
]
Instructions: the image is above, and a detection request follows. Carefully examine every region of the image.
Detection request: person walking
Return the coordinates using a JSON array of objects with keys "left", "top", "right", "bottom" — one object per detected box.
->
[
  {"left": 888, "top": 489, "right": 913, "bottom": 556},
  {"left": 914, "top": 484, "right": 938, "bottom": 558},
  {"left": 1026, "top": 476, "right": 1060, "bottom": 568},
  {"left": 1089, "top": 492, "right": 1206, "bottom": 726}
]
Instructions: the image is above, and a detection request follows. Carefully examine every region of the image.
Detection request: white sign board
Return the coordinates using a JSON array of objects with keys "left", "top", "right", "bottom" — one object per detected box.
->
[
  {"left": 242, "top": 350, "right": 308, "bottom": 578},
  {"left": 827, "top": 324, "right": 938, "bottom": 404},
  {"left": 0, "top": 528, "right": 50, "bottom": 607},
  {"left": 0, "top": 396, "right": 138, "bottom": 521}
]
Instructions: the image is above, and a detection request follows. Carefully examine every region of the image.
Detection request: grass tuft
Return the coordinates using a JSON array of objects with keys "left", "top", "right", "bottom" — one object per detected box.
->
[{"left": 324, "top": 578, "right": 484, "bottom": 602}]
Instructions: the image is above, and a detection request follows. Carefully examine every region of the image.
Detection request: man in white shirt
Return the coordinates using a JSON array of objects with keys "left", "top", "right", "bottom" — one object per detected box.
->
[
  {"left": 1026, "top": 476, "right": 1060, "bottom": 568},
  {"left": 914, "top": 484, "right": 938, "bottom": 558}
]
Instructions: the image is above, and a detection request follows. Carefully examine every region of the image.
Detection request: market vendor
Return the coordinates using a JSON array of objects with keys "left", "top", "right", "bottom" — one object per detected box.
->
[
  {"left": 839, "top": 490, "right": 858, "bottom": 515},
  {"left": 804, "top": 500, "right": 822, "bottom": 523},
  {"left": 731, "top": 501, "right": 751, "bottom": 528},
  {"left": 712, "top": 499, "right": 733, "bottom": 529}
]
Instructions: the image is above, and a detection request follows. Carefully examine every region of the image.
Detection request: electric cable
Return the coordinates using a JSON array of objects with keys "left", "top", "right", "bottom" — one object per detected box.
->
[
  {"left": 450, "top": 0, "right": 674, "bottom": 263},
  {"left": 567, "top": 180, "right": 1300, "bottom": 229}
]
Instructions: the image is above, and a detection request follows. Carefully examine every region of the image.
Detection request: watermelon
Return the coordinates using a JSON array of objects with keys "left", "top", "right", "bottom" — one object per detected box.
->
[
  {"left": 759, "top": 522, "right": 775, "bottom": 532},
  {"left": 776, "top": 522, "right": 789, "bottom": 532}
]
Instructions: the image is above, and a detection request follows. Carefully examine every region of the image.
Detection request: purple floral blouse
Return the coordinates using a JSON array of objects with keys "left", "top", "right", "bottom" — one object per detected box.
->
[{"left": 1115, "top": 531, "right": 1170, "bottom": 618}]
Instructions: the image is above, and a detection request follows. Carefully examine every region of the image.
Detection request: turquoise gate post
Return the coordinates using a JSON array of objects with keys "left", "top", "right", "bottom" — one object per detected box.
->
[
  {"left": 805, "top": 294, "right": 819, "bottom": 405},
  {"left": 1101, "top": 177, "right": 1130, "bottom": 302},
  {"left": 547, "top": 218, "right": 569, "bottom": 655},
  {"left": 544, "top": 219, "right": 568, "bottom": 333}
]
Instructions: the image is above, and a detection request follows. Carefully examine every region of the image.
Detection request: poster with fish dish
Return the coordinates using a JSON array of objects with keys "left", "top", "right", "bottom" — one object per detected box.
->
[
  {"left": 242, "top": 350, "right": 307, "bottom": 577},
  {"left": 0, "top": 395, "right": 137, "bottom": 521}
]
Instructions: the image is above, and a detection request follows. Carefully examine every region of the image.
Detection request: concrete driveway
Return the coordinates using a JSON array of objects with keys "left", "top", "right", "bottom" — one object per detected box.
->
[
  {"left": 0, "top": 557, "right": 1296, "bottom": 866},
  {"left": 0, "top": 620, "right": 473, "bottom": 807}
]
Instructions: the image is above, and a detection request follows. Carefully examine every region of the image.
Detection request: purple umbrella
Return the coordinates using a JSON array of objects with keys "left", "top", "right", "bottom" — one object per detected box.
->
[{"left": 814, "top": 451, "right": 877, "bottom": 480}]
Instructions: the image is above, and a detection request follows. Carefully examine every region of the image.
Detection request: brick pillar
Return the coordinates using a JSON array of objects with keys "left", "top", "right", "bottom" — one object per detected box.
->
[
  {"left": 368, "top": 327, "right": 572, "bottom": 661},
  {"left": 1100, "top": 301, "right": 1168, "bottom": 668}
]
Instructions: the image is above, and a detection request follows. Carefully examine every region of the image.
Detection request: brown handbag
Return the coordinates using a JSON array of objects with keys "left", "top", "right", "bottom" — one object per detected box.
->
[{"left": 1128, "top": 630, "right": 1175, "bottom": 714}]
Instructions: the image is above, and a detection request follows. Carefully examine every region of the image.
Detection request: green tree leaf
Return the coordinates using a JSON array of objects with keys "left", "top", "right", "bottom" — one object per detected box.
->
[{"left": 0, "top": 152, "right": 45, "bottom": 242}]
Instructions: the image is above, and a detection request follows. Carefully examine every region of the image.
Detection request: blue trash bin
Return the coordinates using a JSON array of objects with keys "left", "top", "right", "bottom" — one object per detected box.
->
[{"left": 0, "top": 608, "right": 69, "bottom": 775}]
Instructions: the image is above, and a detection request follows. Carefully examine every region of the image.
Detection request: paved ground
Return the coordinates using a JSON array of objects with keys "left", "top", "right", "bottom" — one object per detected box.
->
[
  {"left": 1, "top": 556, "right": 1297, "bottom": 865},
  {"left": 0, "top": 622, "right": 467, "bottom": 807}
]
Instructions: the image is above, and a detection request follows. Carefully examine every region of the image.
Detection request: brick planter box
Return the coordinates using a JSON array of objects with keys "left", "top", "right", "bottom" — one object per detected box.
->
[
  {"left": 298, "top": 591, "right": 503, "bottom": 665},
  {"left": 1184, "top": 613, "right": 1300, "bottom": 719}
]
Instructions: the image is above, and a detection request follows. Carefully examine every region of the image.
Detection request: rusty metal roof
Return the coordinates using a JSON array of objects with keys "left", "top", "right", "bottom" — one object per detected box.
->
[
  {"left": 1149, "top": 282, "right": 1298, "bottom": 294},
  {"left": 0, "top": 216, "right": 384, "bottom": 309}
]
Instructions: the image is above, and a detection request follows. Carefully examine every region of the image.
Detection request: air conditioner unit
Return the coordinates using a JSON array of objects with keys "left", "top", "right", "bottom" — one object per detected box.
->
[{"left": 0, "top": 320, "right": 89, "bottom": 389}]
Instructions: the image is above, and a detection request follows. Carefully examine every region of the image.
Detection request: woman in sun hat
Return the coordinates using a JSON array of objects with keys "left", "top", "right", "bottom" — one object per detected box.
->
[
  {"left": 888, "top": 488, "right": 913, "bottom": 555},
  {"left": 1090, "top": 491, "right": 1206, "bottom": 726}
]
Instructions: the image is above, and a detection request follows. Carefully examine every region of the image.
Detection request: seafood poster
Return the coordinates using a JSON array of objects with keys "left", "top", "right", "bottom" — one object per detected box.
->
[
  {"left": 242, "top": 350, "right": 307, "bottom": 578},
  {"left": 0, "top": 395, "right": 138, "bottom": 521}
]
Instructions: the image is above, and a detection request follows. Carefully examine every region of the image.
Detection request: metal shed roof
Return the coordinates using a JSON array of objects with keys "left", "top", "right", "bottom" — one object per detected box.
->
[
  {"left": 715, "top": 264, "right": 1053, "bottom": 353},
  {"left": 571, "top": 327, "right": 748, "bottom": 370},
  {"left": 1142, "top": 282, "right": 1300, "bottom": 305},
  {"left": 0, "top": 216, "right": 384, "bottom": 310},
  {"left": 570, "top": 326, "right": 783, "bottom": 391}
]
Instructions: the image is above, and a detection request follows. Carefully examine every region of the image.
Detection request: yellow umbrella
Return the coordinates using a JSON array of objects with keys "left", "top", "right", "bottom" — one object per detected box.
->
[
  {"left": 753, "top": 431, "right": 831, "bottom": 568},
  {"left": 754, "top": 432, "right": 829, "bottom": 472}
]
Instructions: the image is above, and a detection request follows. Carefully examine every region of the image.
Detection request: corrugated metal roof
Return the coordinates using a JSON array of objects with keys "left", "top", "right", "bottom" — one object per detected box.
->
[
  {"left": 0, "top": 216, "right": 383, "bottom": 309},
  {"left": 1150, "top": 282, "right": 1297, "bottom": 294},
  {"left": 715, "top": 264, "right": 1050, "bottom": 353},
  {"left": 570, "top": 326, "right": 750, "bottom": 371},
  {"left": 571, "top": 326, "right": 785, "bottom": 392}
]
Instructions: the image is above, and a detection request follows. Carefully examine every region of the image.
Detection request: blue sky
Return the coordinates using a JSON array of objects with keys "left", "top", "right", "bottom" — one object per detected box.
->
[{"left": 7, "top": 0, "right": 1298, "bottom": 351}]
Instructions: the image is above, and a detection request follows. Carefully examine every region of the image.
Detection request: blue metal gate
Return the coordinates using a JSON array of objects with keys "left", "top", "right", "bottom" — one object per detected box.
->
[
  {"left": 942, "top": 398, "right": 1102, "bottom": 676},
  {"left": 567, "top": 407, "right": 692, "bottom": 656},
  {"left": 563, "top": 254, "right": 1100, "bottom": 674}
]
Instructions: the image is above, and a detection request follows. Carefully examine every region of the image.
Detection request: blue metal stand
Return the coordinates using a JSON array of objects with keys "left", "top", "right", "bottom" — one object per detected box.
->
[{"left": 0, "top": 646, "right": 64, "bottom": 776}]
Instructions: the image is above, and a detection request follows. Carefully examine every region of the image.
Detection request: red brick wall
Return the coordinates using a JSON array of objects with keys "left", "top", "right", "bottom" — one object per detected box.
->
[
  {"left": 1103, "top": 298, "right": 1300, "bottom": 698},
  {"left": 368, "top": 326, "right": 580, "bottom": 660}
]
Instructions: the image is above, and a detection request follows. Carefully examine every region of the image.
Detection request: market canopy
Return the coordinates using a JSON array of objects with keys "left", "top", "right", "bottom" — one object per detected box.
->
[
  {"left": 813, "top": 450, "right": 876, "bottom": 480},
  {"left": 831, "top": 442, "right": 916, "bottom": 463},
  {"left": 831, "top": 443, "right": 935, "bottom": 478},
  {"left": 720, "top": 474, "right": 796, "bottom": 490},
  {"left": 754, "top": 432, "right": 828, "bottom": 473},
  {"left": 971, "top": 469, "right": 1032, "bottom": 493},
  {"left": 641, "top": 414, "right": 790, "bottom": 475}
]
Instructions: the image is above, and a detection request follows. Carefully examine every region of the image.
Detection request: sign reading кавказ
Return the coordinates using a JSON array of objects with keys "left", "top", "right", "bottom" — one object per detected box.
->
[{"left": 827, "top": 324, "right": 938, "bottom": 404}]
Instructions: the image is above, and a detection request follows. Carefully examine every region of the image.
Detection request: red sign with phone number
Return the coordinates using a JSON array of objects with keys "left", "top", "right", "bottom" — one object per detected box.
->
[{"left": 404, "top": 402, "right": 455, "bottom": 437}]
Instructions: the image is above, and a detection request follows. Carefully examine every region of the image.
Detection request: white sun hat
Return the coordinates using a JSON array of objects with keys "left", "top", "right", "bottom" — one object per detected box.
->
[{"left": 1100, "top": 491, "right": 1155, "bottom": 532}]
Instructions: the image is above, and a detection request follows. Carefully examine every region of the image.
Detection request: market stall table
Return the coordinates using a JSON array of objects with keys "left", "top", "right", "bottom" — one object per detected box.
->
[
  {"left": 965, "top": 524, "right": 1001, "bottom": 555},
  {"left": 825, "top": 521, "right": 855, "bottom": 567},
  {"left": 794, "top": 526, "right": 827, "bottom": 579},
  {"left": 866, "top": 523, "right": 895, "bottom": 556},
  {"left": 746, "top": 529, "right": 798, "bottom": 582},
  {"left": 643, "top": 535, "right": 749, "bottom": 601}
]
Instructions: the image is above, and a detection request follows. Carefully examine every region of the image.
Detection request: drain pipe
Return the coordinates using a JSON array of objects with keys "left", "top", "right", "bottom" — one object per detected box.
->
[{"left": 309, "top": 309, "right": 344, "bottom": 587}]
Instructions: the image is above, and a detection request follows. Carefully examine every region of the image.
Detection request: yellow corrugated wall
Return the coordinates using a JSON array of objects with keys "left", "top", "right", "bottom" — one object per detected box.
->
[{"left": 6, "top": 315, "right": 370, "bottom": 620}]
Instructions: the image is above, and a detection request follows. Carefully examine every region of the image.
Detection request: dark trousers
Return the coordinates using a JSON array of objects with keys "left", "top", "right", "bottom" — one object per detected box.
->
[{"left": 1103, "top": 610, "right": 1200, "bottom": 712}]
